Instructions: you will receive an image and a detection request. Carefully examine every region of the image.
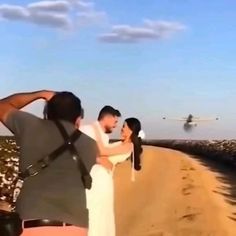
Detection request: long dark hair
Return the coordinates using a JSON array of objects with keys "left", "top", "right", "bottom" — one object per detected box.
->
[{"left": 125, "top": 118, "right": 143, "bottom": 171}]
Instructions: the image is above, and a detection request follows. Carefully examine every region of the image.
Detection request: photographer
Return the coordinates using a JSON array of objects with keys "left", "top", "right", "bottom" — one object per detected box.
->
[{"left": 0, "top": 90, "right": 102, "bottom": 236}]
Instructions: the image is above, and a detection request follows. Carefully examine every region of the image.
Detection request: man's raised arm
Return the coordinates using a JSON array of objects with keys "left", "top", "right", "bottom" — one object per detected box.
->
[{"left": 0, "top": 90, "right": 55, "bottom": 123}]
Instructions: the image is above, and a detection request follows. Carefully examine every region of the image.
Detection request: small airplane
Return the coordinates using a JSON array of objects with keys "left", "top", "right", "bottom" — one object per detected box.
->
[{"left": 162, "top": 114, "right": 219, "bottom": 130}]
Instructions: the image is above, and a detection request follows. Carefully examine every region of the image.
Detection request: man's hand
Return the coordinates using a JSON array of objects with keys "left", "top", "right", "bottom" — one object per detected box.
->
[
  {"left": 97, "top": 157, "right": 113, "bottom": 170},
  {"left": 40, "top": 90, "right": 56, "bottom": 101},
  {"left": 0, "top": 201, "right": 11, "bottom": 212}
]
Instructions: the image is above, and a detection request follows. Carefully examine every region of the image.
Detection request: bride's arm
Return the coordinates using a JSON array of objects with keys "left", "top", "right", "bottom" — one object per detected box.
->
[
  {"left": 93, "top": 124, "right": 132, "bottom": 156},
  {"left": 97, "top": 157, "right": 114, "bottom": 170}
]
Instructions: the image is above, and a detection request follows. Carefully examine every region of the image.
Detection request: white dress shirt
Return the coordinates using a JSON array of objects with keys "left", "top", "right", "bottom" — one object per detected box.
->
[{"left": 80, "top": 121, "right": 109, "bottom": 146}]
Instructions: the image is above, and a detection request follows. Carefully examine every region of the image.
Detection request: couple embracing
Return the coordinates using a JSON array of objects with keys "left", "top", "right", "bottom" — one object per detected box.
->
[
  {"left": 80, "top": 105, "right": 143, "bottom": 236},
  {"left": 0, "top": 90, "right": 144, "bottom": 236}
]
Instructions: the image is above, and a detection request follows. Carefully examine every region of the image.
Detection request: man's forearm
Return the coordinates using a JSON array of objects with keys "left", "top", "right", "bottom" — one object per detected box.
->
[
  {"left": 1, "top": 91, "right": 45, "bottom": 109},
  {"left": 0, "top": 90, "right": 55, "bottom": 123}
]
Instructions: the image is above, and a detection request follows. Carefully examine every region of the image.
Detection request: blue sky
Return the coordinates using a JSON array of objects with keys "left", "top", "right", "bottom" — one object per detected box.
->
[{"left": 0, "top": 0, "right": 236, "bottom": 139}]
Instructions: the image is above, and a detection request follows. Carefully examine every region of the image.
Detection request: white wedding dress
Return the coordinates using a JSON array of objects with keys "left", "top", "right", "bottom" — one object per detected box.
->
[{"left": 86, "top": 141, "right": 131, "bottom": 236}]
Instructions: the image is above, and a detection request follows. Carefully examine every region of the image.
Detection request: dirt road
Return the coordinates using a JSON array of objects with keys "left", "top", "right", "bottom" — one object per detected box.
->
[{"left": 114, "top": 146, "right": 236, "bottom": 236}]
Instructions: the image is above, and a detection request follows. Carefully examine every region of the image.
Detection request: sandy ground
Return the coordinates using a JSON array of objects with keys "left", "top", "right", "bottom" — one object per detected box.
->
[{"left": 114, "top": 146, "right": 236, "bottom": 236}]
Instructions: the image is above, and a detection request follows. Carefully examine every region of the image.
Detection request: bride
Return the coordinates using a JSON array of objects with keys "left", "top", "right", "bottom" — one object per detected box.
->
[{"left": 86, "top": 117, "right": 144, "bottom": 236}]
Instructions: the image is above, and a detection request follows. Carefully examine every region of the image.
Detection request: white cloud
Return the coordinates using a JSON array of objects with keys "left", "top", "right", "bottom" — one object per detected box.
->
[
  {"left": 77, "top": 11, "right": 107, "bottom": 27},
  {"left": 144, "top": 19, "right": 186, "bottom": 38},
  {"left": 75, "top": 1, "right": 94, "bottom": 12},
  {"left": 99, "top": 19, "right": 186, "bottom": 43},
  {"left": 0, "top": 4, "right": 28, "bottom": 20},
  {"left": 30, "top": 12, "right": 71, "bottom": 30},
  {"left": 0, "top": 0, "right": 106, "bottom": 30},
  {"left": 74, "top": 0, "right": 107, "bottom": 27},
  {"left": 28, "top": 1, "right": 70, "bottom": 13}
]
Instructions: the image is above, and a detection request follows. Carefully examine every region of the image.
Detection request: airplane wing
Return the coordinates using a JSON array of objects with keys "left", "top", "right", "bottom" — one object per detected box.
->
[
  {"left": 162, "top": 117, "right": 186, "bottom": 121},
  {"left": 192, "top": 118, "right": 219, "bottom": 122}
]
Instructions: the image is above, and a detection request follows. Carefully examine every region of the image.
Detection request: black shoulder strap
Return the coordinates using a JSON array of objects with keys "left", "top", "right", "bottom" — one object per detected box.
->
[
  {"left": 19, "top": 121, "right": 92, "bottom": 188},
  {"left": 53, "top": 120, "right": 92, "bottom": 189}
]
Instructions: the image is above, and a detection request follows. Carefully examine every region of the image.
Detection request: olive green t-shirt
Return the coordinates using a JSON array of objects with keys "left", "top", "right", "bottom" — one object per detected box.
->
[{"left": 6, "top": 110, "right": 97, "bottom": 227}]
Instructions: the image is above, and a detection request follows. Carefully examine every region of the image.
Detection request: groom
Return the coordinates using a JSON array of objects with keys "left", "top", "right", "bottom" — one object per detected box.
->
[
  {"left": 79, "top": 105, "right": 121, "bottom": 236},
  {"left": 80, "top": 105, "right": 121, "bottom": 165}
]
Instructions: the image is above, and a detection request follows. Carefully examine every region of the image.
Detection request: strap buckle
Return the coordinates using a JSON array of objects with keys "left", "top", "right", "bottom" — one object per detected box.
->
[
  {"left": 26, "top": 159, "right": 49, "bottom": 177},
  {"left": 26, "top": 165, "right": 40, "bottom": 177}
]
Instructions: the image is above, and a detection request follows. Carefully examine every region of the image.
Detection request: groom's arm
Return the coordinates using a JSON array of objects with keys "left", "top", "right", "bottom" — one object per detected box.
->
[{"left": 0, "top": 90, "right": 54, "bottom": 124}]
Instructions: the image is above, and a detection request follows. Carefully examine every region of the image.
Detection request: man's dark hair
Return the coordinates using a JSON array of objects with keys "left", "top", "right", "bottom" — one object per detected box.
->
[
  {"left": 44, "top": 91, "right": 83, "bottom": 123},
  {"left": 97, "top": 105, "right": 121, "bottom": 121}
]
